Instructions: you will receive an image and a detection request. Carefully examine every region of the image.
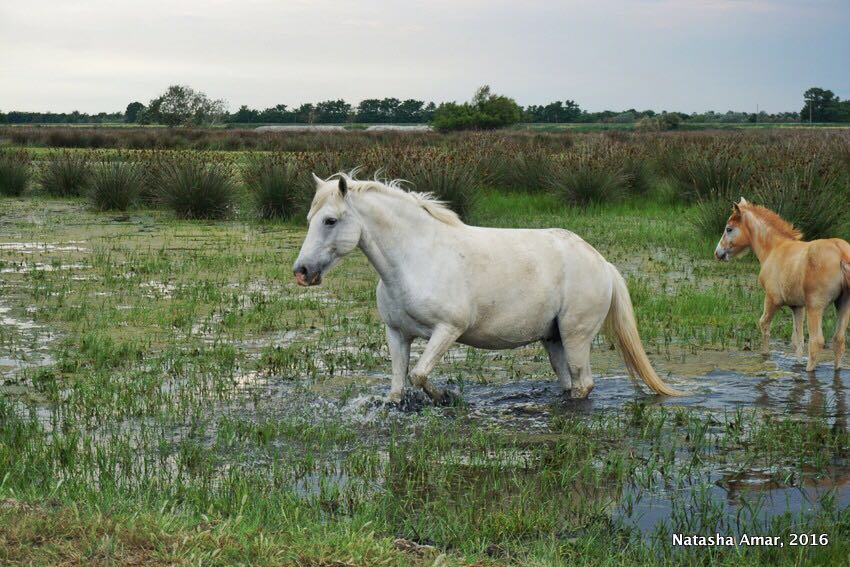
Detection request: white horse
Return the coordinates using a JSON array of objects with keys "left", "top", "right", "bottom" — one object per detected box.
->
[{"left": 293, "top": 174, "right": 681, "bottom": 403}]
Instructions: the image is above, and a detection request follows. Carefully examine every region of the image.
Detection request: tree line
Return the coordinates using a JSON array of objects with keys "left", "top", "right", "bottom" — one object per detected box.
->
[{"left": 0, "top": 85, "right": 845, "bottom": 128}]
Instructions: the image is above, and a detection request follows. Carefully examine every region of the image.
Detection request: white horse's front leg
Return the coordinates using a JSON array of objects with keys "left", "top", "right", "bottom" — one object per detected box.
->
[
  {"left": 409, "top": 324, "right": 462, "bottom": 402},
  {"left": 386, "top": 326, "right": 411, "bottom": 403}
]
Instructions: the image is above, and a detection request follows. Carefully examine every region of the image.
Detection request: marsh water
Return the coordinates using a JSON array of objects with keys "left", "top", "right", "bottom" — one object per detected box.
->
[{"left": 1, "top": 221, "right": 848, "bottom": 547}]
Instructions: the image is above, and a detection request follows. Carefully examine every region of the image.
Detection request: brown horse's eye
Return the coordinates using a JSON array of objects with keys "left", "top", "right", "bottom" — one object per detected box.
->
[{"left": 725, "top": 226, "right": 733, "bottom": 233}]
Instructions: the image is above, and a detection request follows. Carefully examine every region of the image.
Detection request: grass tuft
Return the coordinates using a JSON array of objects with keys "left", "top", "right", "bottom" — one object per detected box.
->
[
  {"left": 87, "top": 162, "right": 143, "bottom": 211},
  {"left": 243, "top": 156, "right": 309, "bottom": 220},
  {"left": 40, "top": 151, "right": 92, "bottom": 197},
  {"left": 548, "top": 158, "right": 628, "bottom": 206},
  {"left": 0, "top": 150, "right": 31, "bottom": 196},
  {"left": 154, "top": 155, "right": 236, "bottom": 219},
  {"left": 402, "top": 153, "right": 480, "bottom": 222}
]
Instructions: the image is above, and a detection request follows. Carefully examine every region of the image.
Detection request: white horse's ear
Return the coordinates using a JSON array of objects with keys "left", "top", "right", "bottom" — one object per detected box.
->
[
  {"left": 311, "top": 173, "right": 323, "bottom": 188},
  {"left": 338, "top": 177, "right": 348, "bottom": 196}
]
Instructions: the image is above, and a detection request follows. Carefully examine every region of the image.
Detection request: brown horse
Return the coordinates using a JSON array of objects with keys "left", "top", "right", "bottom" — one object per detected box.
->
[{"left": 715, "top": 198, "right": 850, "bottom": 372}]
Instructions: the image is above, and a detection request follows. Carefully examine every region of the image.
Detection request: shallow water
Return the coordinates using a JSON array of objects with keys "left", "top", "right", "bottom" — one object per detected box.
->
[{"left": 177, "top": 340, "right": 848, "bottom": 539}]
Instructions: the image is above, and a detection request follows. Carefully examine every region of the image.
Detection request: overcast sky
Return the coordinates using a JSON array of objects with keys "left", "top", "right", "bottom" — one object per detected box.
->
[{"left": 1, "top": 0, "right": 847, "bottom": 114}]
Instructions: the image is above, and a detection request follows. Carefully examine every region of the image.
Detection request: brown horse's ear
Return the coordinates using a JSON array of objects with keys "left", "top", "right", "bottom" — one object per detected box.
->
[
  {"left": 732, "top": 202, "right": 741, "bottom": 216},
  {"left": 338, "top": 177, "right": 348, "bottom": 196}
]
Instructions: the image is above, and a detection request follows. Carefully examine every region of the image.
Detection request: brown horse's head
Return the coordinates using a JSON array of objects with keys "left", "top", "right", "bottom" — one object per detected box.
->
[{"left": 714, "top": 198, "right": 751, "bottom": 261}]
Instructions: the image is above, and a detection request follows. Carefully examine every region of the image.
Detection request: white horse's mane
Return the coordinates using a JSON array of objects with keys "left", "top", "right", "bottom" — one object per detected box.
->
[{"left": 308, "top": 171, "right": 463, "bottom": 227}]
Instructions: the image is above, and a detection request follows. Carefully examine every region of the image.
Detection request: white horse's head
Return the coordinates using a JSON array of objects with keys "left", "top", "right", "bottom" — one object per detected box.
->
[{"left": 292, "top": 174, "right": 362, "bottom": 286}]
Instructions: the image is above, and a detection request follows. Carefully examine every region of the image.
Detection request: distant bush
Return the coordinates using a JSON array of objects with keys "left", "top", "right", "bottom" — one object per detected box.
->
[
  {"left": 243, "top": 157, "right": 308, "bottom": 220},
  {"left": 88, "top": 162, "right": 142, "bottom": 211},
  {"left": 636, "top": 113, "right": 681, "bottom": 132},
  {"left": 0, "top": 150, "right": 31, "bottom": 196},
  {"left": 40, "top": 151, "right": 92, "bottom": 196},
  {"left": 154, "top": 156, "right": 235, "bottom": 219}
]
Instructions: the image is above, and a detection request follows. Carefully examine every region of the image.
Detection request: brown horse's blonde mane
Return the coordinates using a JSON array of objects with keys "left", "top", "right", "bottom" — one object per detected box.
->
[{"left": 740, "top": 203, "right": 803, "bottom": 241}]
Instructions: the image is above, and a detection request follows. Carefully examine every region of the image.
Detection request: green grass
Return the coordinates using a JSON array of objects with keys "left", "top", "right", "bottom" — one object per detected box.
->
[{"left": 0, "top": 157, "right": 848, "bottom": 564}]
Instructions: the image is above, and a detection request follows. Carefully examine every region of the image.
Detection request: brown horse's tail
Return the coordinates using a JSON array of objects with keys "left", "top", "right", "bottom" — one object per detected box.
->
[
  {"left": 604, "top": 265, "right": 683, "bottom": 396},
  {"left": 842, "top": 261, "right": 850, "bottom": 289}
]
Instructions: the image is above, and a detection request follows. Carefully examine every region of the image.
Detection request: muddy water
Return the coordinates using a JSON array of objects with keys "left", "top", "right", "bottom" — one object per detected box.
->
[{"left": 197, "top": 339, "right": 850, "bottom": 540}]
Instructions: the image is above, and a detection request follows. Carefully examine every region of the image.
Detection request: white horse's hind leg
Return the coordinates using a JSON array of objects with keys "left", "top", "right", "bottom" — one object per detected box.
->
[
  {"left": 409, "top": 324, "right": 462, "bottom": 402},
  {"left": 564, "top": 336, "right": 594, "bottom": 399},
  {"left": 386, "top": 326, "right": 412, "bottom": 403},
  {"left": 543, "top": 339, "right": 572, "bottom": 393}
]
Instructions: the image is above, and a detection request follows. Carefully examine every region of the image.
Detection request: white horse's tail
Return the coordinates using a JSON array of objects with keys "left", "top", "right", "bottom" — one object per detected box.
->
[{"left": 604, "top": 265, "right": 683, "bottom": 396}]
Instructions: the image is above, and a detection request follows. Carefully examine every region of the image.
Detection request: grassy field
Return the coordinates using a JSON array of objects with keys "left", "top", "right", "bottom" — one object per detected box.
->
[
  {"left": 1, "top": 130, "right": 850, "bottom": 565},
  {"left": 0, "top": 129, "right": 850, "bottom": 565}
]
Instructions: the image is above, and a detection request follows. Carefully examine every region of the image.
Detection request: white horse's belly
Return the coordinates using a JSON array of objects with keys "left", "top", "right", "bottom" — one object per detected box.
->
[
  {"left": 376, "top": 226, "right": 612, "bottom": 352},
  {"left": 457, "top": 324, "right": 553, "bottom": 349}
]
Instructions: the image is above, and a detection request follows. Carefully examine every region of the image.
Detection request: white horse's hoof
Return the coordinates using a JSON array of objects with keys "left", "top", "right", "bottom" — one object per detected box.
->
[
  {"left": 571, "top": 385, "right": 594, "bottom": 399},
  {"left": 385, "top": 389, "right": 429, "bottom": 411}
]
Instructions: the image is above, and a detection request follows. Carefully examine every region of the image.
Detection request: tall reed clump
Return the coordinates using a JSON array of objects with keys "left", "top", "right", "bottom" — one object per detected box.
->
[
  {"left": 87, "top": 162, "right": 143, "bottom": 211},
  {"left": 672, "top": 151, "right": 750, "bottom": 202},
  {"left": 691, "top": 162, "right": 848, "bottom": 239},
  {"left": 0, "top": 150, "right": 31, "bottom": 196},
  {"left": 483, "top": 143, "right": 555, "bottom": 191},
  {"left": 153, "top": 155, "right": 236, "bottom": 219},
  {"left": 752, "top": 163, "right": 848, "bottom": 240},
  {"left": 691, "top": 191, "right": 737, "bottom": 237},
  {"left": 40, "top": 151, "right": 92, "bottom": 196},
  {"left": 546, "top": 156, "right": 628, "bottom": 206},
  {"left": 401, "top": 151, "right": 480, "bottom": 222},
  {"left": 243, "top": 156, "right": 309, "bottom": 220},
  {"left": 620, "top": 154, "right": 656, "bottom": 196}
]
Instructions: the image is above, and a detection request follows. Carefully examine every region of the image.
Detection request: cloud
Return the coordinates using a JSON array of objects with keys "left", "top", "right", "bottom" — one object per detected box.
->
[{"left": 0, "top": 0, "right": 847, "bottom": 113}]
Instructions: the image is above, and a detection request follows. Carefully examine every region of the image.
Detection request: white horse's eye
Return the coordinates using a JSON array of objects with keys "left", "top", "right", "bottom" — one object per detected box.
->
[{"left": 324, "top": 218, "right": 338, "bottom": 226}]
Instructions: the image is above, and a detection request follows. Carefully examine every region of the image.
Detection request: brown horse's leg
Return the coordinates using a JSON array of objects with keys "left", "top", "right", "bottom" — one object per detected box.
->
[
  {"left": 806, "top": 304, "right": 826, "bottom": 372},
  {"left": 832, "top": 294, "right": 850, "bottom": 370},
  {"left": 759, "top": 296, "right": 780, "bottom": 355},
  {"left": 791, "top": 306, "right": 805, "bottom": 362}
]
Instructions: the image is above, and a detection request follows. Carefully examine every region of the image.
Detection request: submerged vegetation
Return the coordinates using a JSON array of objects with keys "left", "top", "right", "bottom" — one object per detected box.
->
[{"left": 0, "top": 128, "right": 849, "bottom": 564}]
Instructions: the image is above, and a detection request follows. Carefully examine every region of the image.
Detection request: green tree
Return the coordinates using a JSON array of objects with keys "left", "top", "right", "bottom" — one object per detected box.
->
[
  {"left": 431, "top": 85, "right": 522, "bottom": 132},
  {"left": 124, "top": 101, "right": 145, "bottom": 123},
  {"left": 231, "top": 105, "right": 261, "bottom": 123},
  {"left": 315, "top": 100, "right": 352, "bottom": 123},
  {"left": 295, "top": 103, "right": 316, "bottom": 124},
  {"left": 801, "top": 87, "right": 837, "bottom": 122},
  {"left": 396, "top": 99, "right": 425, "bottom": 123},
  {"left": 146, "top": 85, "right": 227, "bottom": 127},
  {"left": 356, "top": 99, "right": 382, "bottom": 122}
]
